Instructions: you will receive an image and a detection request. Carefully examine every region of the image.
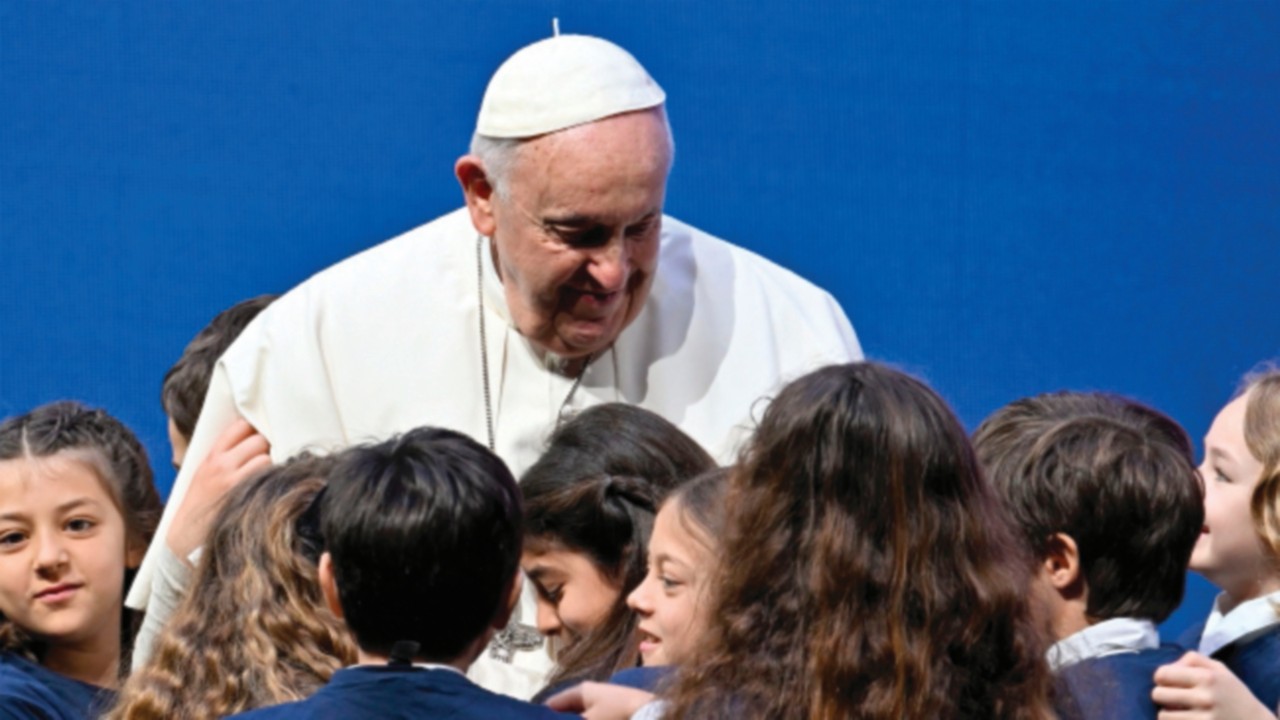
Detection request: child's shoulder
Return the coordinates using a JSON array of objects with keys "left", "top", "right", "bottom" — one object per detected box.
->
[
  {"left": 0, "top": 653, "right": 114, "bottom": 720},
  {"left": 229, "top": 666, "right": 575, "bottom": 720}
]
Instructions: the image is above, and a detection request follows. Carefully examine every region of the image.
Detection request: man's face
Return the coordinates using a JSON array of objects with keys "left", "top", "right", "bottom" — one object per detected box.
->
[{"left": 480, "top": 109, "right": 670, "bottom": 360}]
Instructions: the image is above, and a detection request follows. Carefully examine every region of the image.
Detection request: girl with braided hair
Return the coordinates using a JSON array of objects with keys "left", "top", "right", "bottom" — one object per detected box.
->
[
  {"left": 519, "top": 403, "right": 715, "bottom": 699},
  {"left": 0, "top": 401, "right": 162, "bottom": 718}
]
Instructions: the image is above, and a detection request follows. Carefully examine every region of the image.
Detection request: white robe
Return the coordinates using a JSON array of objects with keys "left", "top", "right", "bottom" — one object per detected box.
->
[{"left": 128, "top": 207, "right": 862, "bottom": 696}]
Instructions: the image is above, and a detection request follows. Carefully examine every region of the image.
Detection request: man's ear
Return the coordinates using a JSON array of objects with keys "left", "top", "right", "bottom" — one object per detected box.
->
[
  {"left": 1041, "top": 532, "right": 1083, "bottom": 592},
  {"left": 318, "top": 552, "right": 346, "bottom": 621},
  {"left": 455, "top": 155, "right": 498, "bottom": 237},
  {"left": 491, "top": 569, "right": 523, "bottom": 630}
]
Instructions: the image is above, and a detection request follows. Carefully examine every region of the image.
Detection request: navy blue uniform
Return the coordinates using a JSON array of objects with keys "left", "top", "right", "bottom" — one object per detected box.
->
[
  {"left": 607, "top": 666, "right": 671, "bottom": 692},
  {"left": 1053, "top": 645, "right": 1184, "bottom": 720},
  {"left": 228, "top": 666, "right": 578, "bottom": 719},
  {"left": 1180, "top": 621, "right": 1280, "bottom": 711},
  {"left": 0, "top": 653, "right": 115, "bottom": 720}
]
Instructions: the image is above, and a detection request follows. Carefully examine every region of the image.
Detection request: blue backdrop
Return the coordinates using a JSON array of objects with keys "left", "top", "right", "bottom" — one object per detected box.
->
[{"left": 3, "top": 1, "right": 1278, "bottom": 638}]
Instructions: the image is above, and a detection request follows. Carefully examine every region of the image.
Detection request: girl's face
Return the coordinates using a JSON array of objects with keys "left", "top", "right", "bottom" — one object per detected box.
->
[
  {"left": 626, "top": 499, "right": 715, "bottom": 667},
  {"left": 1189, "top": 391, "right": 1277, "bottom": 601},
  {"left": 0, "top": 455, "right": 135, "bottom": 649},
  {"left": 521, "top": 545, "right": 620, "bottom": 654}
]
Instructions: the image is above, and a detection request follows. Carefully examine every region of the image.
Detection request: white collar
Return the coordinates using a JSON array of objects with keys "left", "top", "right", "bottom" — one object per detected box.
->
[
  {"left": 1047, "top": 617, "right": 1160, "bottom": 671},
  {"left": 1200, "top": 589, "right": 1280, "bottom": 657},
  {"left": 356, "top": 661, "right": 465, "bottom": 676}
]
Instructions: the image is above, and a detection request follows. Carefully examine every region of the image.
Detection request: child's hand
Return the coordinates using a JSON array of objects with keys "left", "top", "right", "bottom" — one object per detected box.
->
[
  {"left": 545, "top": 681, "right": 655, "bottom": 720},
  {"left": 166, "top": 418, "right": 272, "bottom": 560},
  {"left": 1152, "top": 651, "right": 1277, "bottom": 719}
]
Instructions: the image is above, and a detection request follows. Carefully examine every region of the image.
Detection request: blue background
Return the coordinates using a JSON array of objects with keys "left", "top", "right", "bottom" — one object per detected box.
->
[{"left": 2, "top": 2, "right": 1278, "bottom": 637}]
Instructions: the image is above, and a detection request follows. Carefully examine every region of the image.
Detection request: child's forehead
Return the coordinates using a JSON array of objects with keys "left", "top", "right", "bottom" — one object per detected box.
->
[{"left": 0, "top": 452, "right": 116, "bottom": 511}]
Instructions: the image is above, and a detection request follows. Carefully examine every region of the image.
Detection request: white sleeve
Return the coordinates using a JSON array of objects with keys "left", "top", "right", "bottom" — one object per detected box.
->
[
  {"left": 130, "top": 543, "right": 192, "bottom": 670},
  {"left": 125, "top": 364, "right": 240, "bottom": 611}
]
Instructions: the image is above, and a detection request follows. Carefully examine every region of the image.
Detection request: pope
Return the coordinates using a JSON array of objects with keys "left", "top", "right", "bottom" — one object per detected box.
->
[{"left": 128, "top": 32, "right": 862, "bottom": 698}]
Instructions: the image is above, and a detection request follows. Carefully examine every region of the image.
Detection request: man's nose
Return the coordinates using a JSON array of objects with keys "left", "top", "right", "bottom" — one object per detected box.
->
[{"left": 585, "top": 236, "right": 631, "bottom": 292}]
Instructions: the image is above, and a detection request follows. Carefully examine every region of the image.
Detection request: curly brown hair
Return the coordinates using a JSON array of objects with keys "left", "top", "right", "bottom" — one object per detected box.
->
[
  {"left": 106, "top": 455, "right": 357, "bottom": 719},
  {"left": 662, "top": 363, "right": 1055, "bottom": 720}
]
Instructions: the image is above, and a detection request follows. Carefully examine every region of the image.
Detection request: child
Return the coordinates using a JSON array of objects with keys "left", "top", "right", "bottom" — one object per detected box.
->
[
  {"left": 160, "top": 294, "right": 276, "bottom": 470},
  {"left": 107, "top": 455, "right": 357, "bottom": 719},
  {"left": 135, "top": 295, "right": 275, "bottom": 669},
  {"left": 1153, "top": 367, "right": 1280, "bottom": 714},
  {"left": 0, "top": 402, "right": 162, "bottom": 718},
  {"left": 520, "top": 403, "right": 714, "bottom": 696},
  {"left": 626, "top": 467, "right": 728, "bottom": 675},
  {"left": 973, "top": 392, "right": 1203, "bottom": 719},
  {"left": 548, "top": 468, "right": 730, "bottom": 717},
  {"left": 659, "top": 362, "right": 1055, "bottom": 719},
  {"left": 228, "top": 427, "right": 573, "bottom": 718}
]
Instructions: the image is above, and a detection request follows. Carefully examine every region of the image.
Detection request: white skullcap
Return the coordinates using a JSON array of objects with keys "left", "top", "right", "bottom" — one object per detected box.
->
[{"left": 475, "top": 34, "right": 666, "bottom": 139}]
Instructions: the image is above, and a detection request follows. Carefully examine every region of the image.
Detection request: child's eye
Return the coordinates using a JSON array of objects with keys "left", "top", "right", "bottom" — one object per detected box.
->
[
  {"left": 0, "top": 531, "right": 27, "bottom": 547},
  {"left": 536, "top": 583, "right": 564, "bottom": 605},
  {"left": 65, "top": 518, "right": 96, "bottom": 533},
  {"left": 660, "top": 576, "right": 682, "bottom": 591}
]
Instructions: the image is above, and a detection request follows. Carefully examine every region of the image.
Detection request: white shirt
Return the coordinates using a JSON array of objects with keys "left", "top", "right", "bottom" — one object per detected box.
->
[
  {"left": 127, "top": 208, "right": 862, "bottom": 696},
  {"left": 1047, "top": 617, "right": 1161, "bottom": 671},
  {"left": 1199, "top": 590, "right": 1280, "bottom": 657}
]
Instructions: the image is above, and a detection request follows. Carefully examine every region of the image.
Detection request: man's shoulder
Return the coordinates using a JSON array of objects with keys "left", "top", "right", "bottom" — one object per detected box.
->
[
  {"left": 658, "top": 215, "right": 861, "bottom": 360},
  {"left": 661, "top": 216, "right": 829, "bottom": 295},
  {"left": 297, "top": 208, "right": 475, "bottom": 296}
]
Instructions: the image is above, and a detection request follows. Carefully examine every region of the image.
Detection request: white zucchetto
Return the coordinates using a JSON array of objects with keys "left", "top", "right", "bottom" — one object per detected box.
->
[{"left": 475, "top": 34, "right": 666, "bottom": 139}]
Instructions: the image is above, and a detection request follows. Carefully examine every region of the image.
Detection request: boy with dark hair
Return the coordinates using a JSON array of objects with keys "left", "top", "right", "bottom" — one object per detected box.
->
[
  {"left": 230, "top": 427, "right": 573, "bottom": 719},
  {"left": 161, "top": 294, "right": 276, "bottom": 468},
  {"left": 974, "top": 392, "right": 1204, "bottom": 720}
]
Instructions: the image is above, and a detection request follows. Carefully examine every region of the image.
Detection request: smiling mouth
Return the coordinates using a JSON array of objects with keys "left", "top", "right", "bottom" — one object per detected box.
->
[{"left": 636, "top": 628, "right": 661, "bottom": 653}]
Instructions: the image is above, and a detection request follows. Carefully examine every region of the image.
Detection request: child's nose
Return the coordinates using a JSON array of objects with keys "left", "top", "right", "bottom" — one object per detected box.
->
[
  {"left": 34, "top": 533, "right": 70, "bottom": 576},
  {"left": 535, "top": 601, "right": 561, "bottom": 636}
]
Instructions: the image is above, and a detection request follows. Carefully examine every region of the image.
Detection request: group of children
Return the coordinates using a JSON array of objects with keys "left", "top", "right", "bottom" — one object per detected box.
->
[{"left": 2, "top": 299, "right": 1280, "bottom": 719}]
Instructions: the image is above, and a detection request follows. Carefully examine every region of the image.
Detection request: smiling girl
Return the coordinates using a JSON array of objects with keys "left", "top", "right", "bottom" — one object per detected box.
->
[
  {"left": 0, "top": 402, "right": 161, "bottom": 719},
  {"left": 626, "top": 468, "right": 727, "bottom": 673},
  {"left": 520, "top": 403, "right": 714, "bottom": 699},
  {"left": 1153, "top": 367, "right": 1280, "bottom": 716}
]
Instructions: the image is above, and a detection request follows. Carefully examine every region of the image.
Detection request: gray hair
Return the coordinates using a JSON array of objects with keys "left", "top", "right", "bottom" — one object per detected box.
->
[{"left": 468, "top": 109, "right": 675, "bottom": 199}]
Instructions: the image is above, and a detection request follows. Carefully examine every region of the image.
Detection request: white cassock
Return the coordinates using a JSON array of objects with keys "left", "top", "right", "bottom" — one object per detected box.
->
[{"left": 128, "top": 207, "right": 862, "bottom": 696}]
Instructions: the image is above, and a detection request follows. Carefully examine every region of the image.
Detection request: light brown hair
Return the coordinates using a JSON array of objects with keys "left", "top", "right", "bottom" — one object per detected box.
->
[
  {"left": 107, "top": 455, "right": 356, "bottom": 720},
  {"left": 1243, "top": 367, "right": 1280, "bottom": 559}
]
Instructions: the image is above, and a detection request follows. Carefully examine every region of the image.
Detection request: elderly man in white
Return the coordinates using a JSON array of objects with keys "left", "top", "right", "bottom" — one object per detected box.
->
[{"left": 128, "top": 33, "right": 862, "bottom": 698}]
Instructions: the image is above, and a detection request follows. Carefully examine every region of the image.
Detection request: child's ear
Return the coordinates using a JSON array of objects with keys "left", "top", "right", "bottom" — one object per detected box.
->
[
  {"left": 318, "top": 552, "right": 346, "bottom": 621},
  {"left": 1041, "top": 532, "right": 1082, "bottom": 592},
  {"left": 491, "top": 570, "right": 523, "bottom": 630}
]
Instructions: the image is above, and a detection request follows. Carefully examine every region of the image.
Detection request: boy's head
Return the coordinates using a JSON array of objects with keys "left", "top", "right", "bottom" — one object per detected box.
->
[
  {"left": 161, "top": 294, "right": 277, "bottom": 468},
  {"left": 974, "top": 393, "right": 1203, "bottom": 630},
  {"left": 319, "top": 427, "right": 523, "bottom": 664}
]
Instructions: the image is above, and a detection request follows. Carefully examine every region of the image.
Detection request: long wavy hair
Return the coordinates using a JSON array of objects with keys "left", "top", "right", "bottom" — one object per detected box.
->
[
  {"left": 522, "top": 403, "right": 715, "bottom": 689},
  {"left": 107, "top": 455, "right": 357, "bottom": 720},
  {"left": 0, "top": 401, "right": 161, "bottom": 665},
  {"left": 662, "top": 363, "right": 1055, "bottom": 720}
]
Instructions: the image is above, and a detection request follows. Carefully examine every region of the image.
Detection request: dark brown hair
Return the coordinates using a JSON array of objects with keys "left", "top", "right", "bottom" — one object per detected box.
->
[
  {"left": 975, "top": 392, "right": 1202, "bottom": 622},
  {"left": 521, "top": 403, "right": 715, "bottom": 689},
  {"left": 663, "top": 363, "right": 1054, "bottom": 720},
  {"left": 0, "top": 401, "right": 162, "bottom": 662},
  {"left": 161, "top": 294, "right": 277, "bottom": 443}
]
